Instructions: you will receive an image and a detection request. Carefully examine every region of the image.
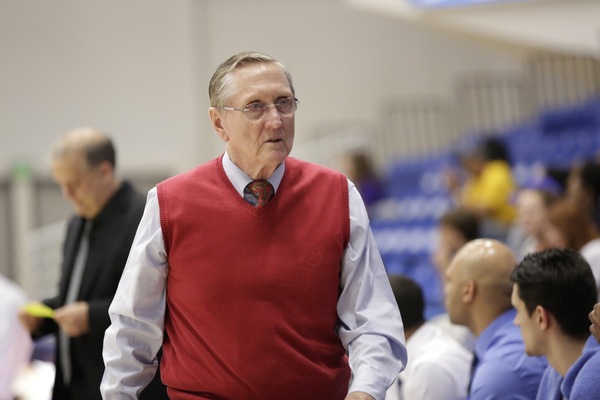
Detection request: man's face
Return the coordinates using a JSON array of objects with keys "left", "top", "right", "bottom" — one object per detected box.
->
[
  {"left": 511, "top": 284, "right": 542, "bottom": 356},
  {"left": 433, "top": 224, "right": 465, "bottom": 277},
  {"left": 567, "top": 168, "right": 586, "bottom": 205},
  {"left": 539, "top": 221, "right": 566, "bottom": 249},
  {"left": 52, "top": 152, "right": 109, "bottom": 219},
  {"left": 212, "top": 62, "right": 295, "bottom": 179},
  {"left": 516, "top": 190, "right": 546, "bottom": 236}
]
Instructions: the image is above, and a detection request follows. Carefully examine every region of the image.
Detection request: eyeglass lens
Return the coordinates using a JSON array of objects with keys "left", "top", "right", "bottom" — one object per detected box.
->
[{"left": 246, "top": 97, "right": 296, "bottom": 119}]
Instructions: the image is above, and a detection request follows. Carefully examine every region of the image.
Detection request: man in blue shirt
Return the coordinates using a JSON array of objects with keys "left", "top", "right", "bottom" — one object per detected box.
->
[
  {"left": 445, "top": 239, "right": 547, "bottom": 399},
  {"left": 511, "top": 248, "right": 600, "bottom": 400}
]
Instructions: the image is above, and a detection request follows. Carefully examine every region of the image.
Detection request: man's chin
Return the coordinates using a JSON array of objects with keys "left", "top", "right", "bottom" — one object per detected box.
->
[
  {"left": 263, "top": 150, "right": 288, "bottom": 165},
  {"left": 75, "top": 207, "right": 93, "bottom": 219}
]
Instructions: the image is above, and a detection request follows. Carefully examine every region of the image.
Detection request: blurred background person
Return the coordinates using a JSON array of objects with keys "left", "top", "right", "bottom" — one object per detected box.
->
[
  {"left": 566, "top": 160, "right": 600, "bottom": 230},
  {"left": 430, "top": 208, "right": 479, "bottom": 350},
  {"left": 18, "top": 128, "right": 166, "bottom": 400},
  {"left": 338, "top": 150, "right": 386, "bottom": 211},
  {"left": 506, "top": 184, "right": 559, "bottom": 261},
  {"left": 539, "top": 198, "right": 600, "bottom": 299},
  {"left": 385, "top": 274, "right": 471, "bottom": 400},
  {"left": 511, "top": 249, "right": 600, "bottom": 400},
  {"left": 1, "top": 272, "right": 33, "bottom": 400},
  {"left": 445, "top": 136, "right": 516, "bottom": 242},
  {"left": 433, "top": 208, "right": 480, "bottom": 277},
  {"left": 444, "top": 239, "right": 547, "bottom": 399}
]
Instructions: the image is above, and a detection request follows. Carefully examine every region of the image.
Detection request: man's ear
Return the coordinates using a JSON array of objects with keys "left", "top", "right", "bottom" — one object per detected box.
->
[
  {"left": 536, "top": 305, "right": 551, "bottom": 331},
  {"left": 209, "top": 107, "right": 229, "bottom": 143},
  {"left": 462, "top": 279, "right": 476, "bottom": 304},
  {"left": 99, "top": 160, "right": 114, "bottom": 179}
]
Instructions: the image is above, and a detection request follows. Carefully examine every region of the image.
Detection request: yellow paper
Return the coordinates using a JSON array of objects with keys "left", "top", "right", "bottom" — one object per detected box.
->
[{"left": 22, "top": 302, "right": 55, "bottom": 319}]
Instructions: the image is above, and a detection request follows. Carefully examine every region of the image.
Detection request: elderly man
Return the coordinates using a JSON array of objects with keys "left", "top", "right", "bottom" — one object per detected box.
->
[
  {"left": 101, "top": 52, "right": 406, "bottom": 400},
  {"left": 19, "top": 128, "right": 166, "bottom": 400},
  {"left": 444, "top": 239, "right": 547, "bottom": 399},
  {"left": 512, "top": 249, "right": 600, "bottom": 400}
]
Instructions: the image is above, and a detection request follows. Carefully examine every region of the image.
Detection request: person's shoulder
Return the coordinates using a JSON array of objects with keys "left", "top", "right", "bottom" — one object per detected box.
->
[
  {"left": 429, "top": 313, "right": 476, "bottom": 351},
  {"left": 287, "top": 157, "right": 345, "bottom": 178},
  {"left": 580, "top": 237, "right": 600, "bottom": 258},
  {"left": 567, "top": 346, "right": 600, "bottom": 399},
  {"left": 536, "top": 365, "right": 562, "bottom": 400},
  {"left": 159, "top": 159, "right": 218, "bottom": 187},
  {"left": 573, "top": 339, "right": 600, "bottom": 374},
  {"left": 411, "top": 323, "right": 472, "bottom": 366},
  {"left": 479, "top": 319, "right": 546, "bottom": 369},
  {"left": 472, "top": 359, "right": 540, "bottom": 399},
  {"left": 408, "top": 323, "right": 470, "bottom": 360},
  {"left": 119, "top": 181, "right": 146, "bottom": 213},
  {"left": 481, "top": 160, "right": 512, "bottom": 177},
  {"left": 486, "top": 159, "right": 511, "bottom": 169},
  {"left": 475, "top": 335, "right": 546, "bottom": 398}
]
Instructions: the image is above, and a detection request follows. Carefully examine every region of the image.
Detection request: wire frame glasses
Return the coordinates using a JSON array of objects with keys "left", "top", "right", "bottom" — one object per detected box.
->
[{"left": 222, "top": 97, "right": 299, "bottom": 120}]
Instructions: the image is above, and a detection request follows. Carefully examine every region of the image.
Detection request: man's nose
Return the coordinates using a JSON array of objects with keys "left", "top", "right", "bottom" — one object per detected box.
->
[{"left": 264, "top": 106, "right": 284, "bottom": 127}]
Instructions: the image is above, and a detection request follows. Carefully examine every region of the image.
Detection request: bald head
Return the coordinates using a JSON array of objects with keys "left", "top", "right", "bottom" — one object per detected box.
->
[
  {"left": 445, "top": 239, "right": 517, "bottom": 335},
  {"left": 453, "top": 239, "right": 516, "bottom": 287},
  {"left": 50, "top": 127, "right": 120, "bottom": 219},
  {"left": 51, "top": 127, "right": 116, "bottom": 169}
]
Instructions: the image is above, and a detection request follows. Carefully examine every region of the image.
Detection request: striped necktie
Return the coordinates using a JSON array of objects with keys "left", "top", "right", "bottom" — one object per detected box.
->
[{"left": 59, "top": 219, "right": 92, "bottom": 384}]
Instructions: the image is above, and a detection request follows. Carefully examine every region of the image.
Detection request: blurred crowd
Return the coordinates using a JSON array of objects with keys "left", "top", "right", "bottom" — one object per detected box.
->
[{"left": 344, "top": 133, "right": 600, "bottom": 399}]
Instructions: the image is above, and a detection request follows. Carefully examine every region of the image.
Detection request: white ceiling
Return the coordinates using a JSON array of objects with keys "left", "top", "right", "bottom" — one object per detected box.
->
[{"left": 343, "top": 0, "right": 600, "bottom": 55}]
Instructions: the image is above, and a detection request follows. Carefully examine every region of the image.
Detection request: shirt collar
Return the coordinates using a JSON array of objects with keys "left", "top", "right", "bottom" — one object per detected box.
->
[
  {"left": 222, "top": 152, "right": 284, "bottom": 198},
  {"left": 475, "top": 308, "right": 517, "bottom": 359}
]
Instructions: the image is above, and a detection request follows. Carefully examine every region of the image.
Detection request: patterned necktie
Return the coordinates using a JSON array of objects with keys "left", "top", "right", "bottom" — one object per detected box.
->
[{"left": 246, "top": 180, "right": 274, "bottom": 207}]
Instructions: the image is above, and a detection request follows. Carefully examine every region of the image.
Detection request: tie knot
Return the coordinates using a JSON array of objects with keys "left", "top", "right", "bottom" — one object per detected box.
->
[{"left": 246, "top": 180, "right": 274, "bottom": 207}]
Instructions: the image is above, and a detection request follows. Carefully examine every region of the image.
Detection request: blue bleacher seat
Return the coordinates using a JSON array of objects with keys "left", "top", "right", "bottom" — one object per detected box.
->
[{"left": 372, "top": 95, "right": 600, "bottom": 318}]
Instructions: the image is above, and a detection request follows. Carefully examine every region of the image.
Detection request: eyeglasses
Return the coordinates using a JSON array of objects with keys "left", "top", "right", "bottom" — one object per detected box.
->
[{"left": 222, "top": 97, "right": 299, "bottom": 120}]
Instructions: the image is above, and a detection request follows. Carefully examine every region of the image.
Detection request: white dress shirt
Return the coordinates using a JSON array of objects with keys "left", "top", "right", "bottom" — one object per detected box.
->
[
  {"left": 102, "top": 154, "right": 407, "bottom": 400},
  {"left": 385, "top": 322, "right": 472, "bottom": 400},
  {"left": 0, "top": 274, "right": 33, "bottom": 399}
]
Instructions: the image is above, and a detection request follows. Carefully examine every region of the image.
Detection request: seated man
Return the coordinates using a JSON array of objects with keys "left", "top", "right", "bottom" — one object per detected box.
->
[
  {"left": 431, "top": 208, "right": 480, "bottom": 350},
  {"left": 385, "top": 275, "right": 472, "bottom": 400},
  {"left": 445, "top": 239, "right": 547, "bottom": 399},
  {"left": 511, "top": 248, "right": 600, "bottom": 400}
]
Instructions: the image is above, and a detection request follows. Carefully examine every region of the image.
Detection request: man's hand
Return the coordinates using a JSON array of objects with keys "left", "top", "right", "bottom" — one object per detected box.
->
[
  {"left": 18, "top": 309, "right": 43, "bottom": 333},
  {"left": 590, "top": 302, "right": 600, "bottom": 344},
  {"left": 54, "top": 301, "right": 90, "bottom": 337},
  {"left": 345, "top": 391, "right": 375, "bottom": 400}
]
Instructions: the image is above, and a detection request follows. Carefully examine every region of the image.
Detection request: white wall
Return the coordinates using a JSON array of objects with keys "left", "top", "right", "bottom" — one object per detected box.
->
[
  {"left": 0, "top": 0, "right": 205, "bottom": 176},
  {"left": 0, "top": 0, "right": 525, "bottom": 178}
]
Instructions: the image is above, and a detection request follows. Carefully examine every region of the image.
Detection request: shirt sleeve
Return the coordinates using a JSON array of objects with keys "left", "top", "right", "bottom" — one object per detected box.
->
[
  {"left": 338, "top": 179, "right": 408, "bottom": 400},
  {"left": 0, "top": 280, "right": 33, "bottom": 399},
  {"left": 101, "top": 188, "right": 167, "bottom": 399}
]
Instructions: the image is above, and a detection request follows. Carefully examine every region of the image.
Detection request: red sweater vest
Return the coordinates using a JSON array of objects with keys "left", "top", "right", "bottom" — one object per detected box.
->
[{"left": 157, "top": 157, "right": 351, "bottom": 400}]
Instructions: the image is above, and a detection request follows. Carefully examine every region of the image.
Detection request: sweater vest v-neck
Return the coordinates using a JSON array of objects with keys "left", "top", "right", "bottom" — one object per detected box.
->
[{"left": 157, "top": 156, "right": 350, "bottom": 400}]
